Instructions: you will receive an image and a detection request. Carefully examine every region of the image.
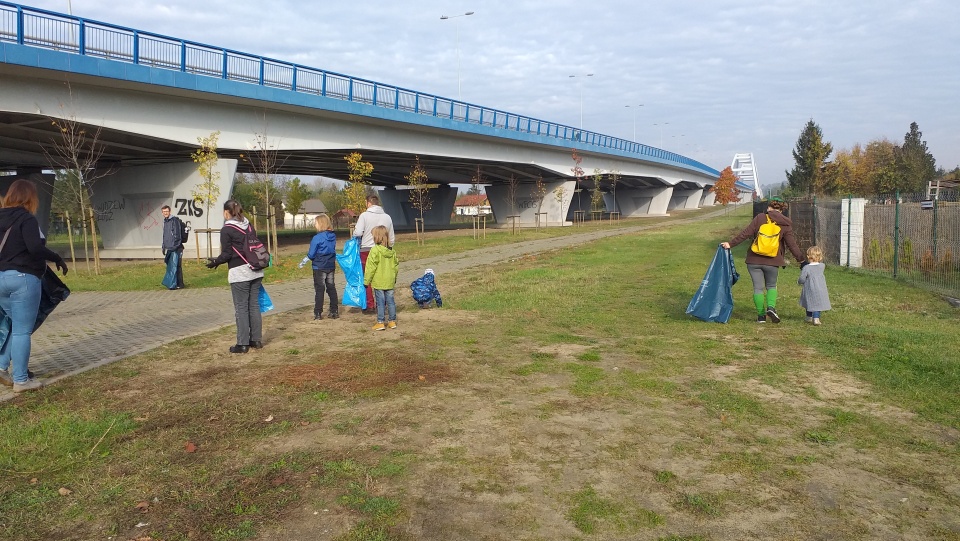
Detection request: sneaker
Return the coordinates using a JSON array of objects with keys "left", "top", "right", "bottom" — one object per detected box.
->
[
  {"left": 314, "top": 313, "right": 323, "bottom": 320},
  {"left": 766, "top": 307, "right": 781, "bottom": 324},
  {"left": 229, "top": 344, "right": 249, "bottom": 354},
  {"left": 372, "top": 322, "right": 386, "bottom": 331},
  {"left": 805, "top": 316, "right": 813, "bottom": 324},
  {"left": 387, "top": 320, "right": 397, "bottom": 329},
  {"left": 248, "top": 341, "right": 263, "bottom": 349},
  {"left": 757, "top": 314, "right": 766, "bottom": 323},
  {"left": 813, "top": 318, "right": 822, "bottom": 326},
  {"left": 13, "top": 378, "right": 44, "bottom": 393},
  {"left": 0, "top": 369, "right": 11, "bottom": 387},
  {"left": 328, "top": 312, "right": 340, "bottom": 319}
]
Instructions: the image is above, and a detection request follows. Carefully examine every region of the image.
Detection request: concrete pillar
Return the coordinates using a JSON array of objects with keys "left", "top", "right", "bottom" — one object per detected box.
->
[
  {"left": 617, "top": 186, "right": 673, "bottom": 216},
  {"left": 701, "top": 190, "right": 717, "bottom": 207},
  {"left": 378, "top": 185, "right": 457, "bottom": 228},
  {"left": 88, "top": 160, "right": 237, "bottom": 258},
  {"left": 839, "top": 198, "right": 866, "bottom": 268},
  {"left": 486, "top": 180, "right": 576, "bottom": 227},
  {"left": 669, "top": 188, "right": 703, "bottom": 211}
]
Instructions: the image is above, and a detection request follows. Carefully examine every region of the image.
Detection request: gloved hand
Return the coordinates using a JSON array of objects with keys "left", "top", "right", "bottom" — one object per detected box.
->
[
  {"left": 55, "top": 259, "right": 68, "bottom": 276},
  {"left": 298, "top": 256, "right": 310, "bottom": 269},
  {"left": 205, "top": 258, "right": 219, "bottom": 269}
]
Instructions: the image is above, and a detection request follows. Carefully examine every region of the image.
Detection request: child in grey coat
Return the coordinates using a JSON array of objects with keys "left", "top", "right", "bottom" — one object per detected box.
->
[{"left": 798, "top": 245, "right": 831, "bottom": 325}]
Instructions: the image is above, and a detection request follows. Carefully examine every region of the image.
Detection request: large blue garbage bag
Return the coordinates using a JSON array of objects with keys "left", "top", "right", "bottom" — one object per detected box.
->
[
  {"left": 686, "top": 246, "right": 738, "bottom": 323},
  {"left": 336, "top": 237, "right": 367, "bottom": 310},
  {"left": 161, "top": 250, "right": 180, "bottom": 289}
]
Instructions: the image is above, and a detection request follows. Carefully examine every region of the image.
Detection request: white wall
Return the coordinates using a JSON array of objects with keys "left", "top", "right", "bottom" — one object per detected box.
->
[{"left": 839, "top": 198, "right": 866, "bottom": 267}]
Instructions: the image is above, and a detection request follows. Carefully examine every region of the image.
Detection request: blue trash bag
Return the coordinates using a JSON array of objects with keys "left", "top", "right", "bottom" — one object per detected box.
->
[
  {"left": 161, "top": 250, "right": 180, "bottom": 289},
  {"left": 258, "top": 283, "right": 275, "bottom": 313},
  {"left": 336, "top": 237, "right": 367, "bottom": 310},
  {"left": 686, "top": 246, "right": 738, "bottom": 323}
]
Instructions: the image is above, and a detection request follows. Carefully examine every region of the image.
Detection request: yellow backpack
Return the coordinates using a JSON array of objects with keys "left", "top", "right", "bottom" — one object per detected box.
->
[{"left": 751, "top": 214, "right": 781, "bottom": 257}]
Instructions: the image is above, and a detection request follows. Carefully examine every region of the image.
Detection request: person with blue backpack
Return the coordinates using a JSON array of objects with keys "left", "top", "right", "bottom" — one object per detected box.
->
[
  {"left": 720, "top": 198, "right": 805, "bottom": 323},
  {"left": 299, "top": 214, "right": 339, "bottom": 320}
]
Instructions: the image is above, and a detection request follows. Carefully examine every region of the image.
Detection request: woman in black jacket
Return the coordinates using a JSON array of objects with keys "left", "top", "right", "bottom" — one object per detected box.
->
[
  {"left": 206, "top": 200, "right": 264, "bottom": 353},
  {"left": 0, "top": 180, "right": 68, "bottom": 392}
]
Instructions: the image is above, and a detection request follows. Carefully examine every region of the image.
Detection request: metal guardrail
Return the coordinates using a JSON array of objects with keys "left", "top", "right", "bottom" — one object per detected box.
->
[{"left": 0, "top": 1, "right": 719, "bottom": 177}]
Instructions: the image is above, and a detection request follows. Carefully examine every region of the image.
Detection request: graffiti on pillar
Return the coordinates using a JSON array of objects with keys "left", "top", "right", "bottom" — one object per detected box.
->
[
  {"left": 138, "top": 200, "right": 163, "bottom": 230},
  {"left": 175, "top": 198, "right": 204, "bottom": 218},
  {"left": 94, "top": 198, "right": 125, "bottom": 222}
]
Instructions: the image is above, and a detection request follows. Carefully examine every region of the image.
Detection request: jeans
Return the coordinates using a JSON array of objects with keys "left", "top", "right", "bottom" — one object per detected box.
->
[
  {"left": 312, "top": 269, "right": 338, "bottom": 314},
  {"left": 806, "top": 310, "right": 821, "bottom": 318},
  {"left": 0, "top": 270, "right": 42, "bottom": 384},
  {"left": 374, "top": 288, "right": 396, "bottom": 323},
  {"left": 230, "top": 277, "right": 263, "bottom": 346}
]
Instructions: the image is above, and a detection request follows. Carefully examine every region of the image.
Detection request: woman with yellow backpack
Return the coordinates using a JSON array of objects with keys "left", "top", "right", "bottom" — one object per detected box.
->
[{"left": 720, "top": 198, "right": 806, "bottom": 323}]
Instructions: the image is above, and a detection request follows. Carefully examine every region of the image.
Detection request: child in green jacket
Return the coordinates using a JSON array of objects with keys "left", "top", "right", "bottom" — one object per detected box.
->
[{"left": 363, "top": 225, "right": 399, "bottom": 330}]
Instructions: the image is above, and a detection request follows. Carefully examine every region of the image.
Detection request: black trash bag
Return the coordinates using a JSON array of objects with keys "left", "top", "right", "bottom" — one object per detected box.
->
[{"left": 686, "top": 246, "right": 737, "bottom": 323}]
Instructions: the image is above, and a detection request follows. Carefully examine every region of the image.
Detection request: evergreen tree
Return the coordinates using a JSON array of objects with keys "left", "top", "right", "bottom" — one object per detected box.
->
[
  {"left": 896, "top": 122, "right": 937, "bottom": 193},
  {"left": 786, "top": 120, "right": 833, "bottom": 195}
]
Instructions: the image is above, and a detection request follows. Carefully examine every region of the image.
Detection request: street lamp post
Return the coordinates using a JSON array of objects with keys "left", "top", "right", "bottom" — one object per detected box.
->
[
  {"left": 569, "top": 73, "right": 593, "bottom": 130},
  {"left": 440, "top": 11, "right": 475, "bottom": 101},
  {"left": 625, "top": 104, "right": 643, "bottom": 142},
  {"left": 653, "top": 122, "right": 669, "bottom": 148}
]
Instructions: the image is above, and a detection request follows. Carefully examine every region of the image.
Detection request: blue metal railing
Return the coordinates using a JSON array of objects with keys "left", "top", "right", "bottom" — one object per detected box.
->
[{"left": 0, "top": 1, "right": 718, "bottom": 176}]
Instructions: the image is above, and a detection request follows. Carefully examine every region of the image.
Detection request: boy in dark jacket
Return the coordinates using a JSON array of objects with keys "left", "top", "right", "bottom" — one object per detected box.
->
[
  {"left": 411, "top": 268, "right": 442, "bottom": 309},
  {"left": 300, "top": 214, "right": 339, "bottom": 319}
]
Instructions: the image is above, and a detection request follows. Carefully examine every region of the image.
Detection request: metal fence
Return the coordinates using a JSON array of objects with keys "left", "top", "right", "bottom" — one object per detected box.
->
[{"left": 791, "top": 193, "right": 960, "bottom": 298}]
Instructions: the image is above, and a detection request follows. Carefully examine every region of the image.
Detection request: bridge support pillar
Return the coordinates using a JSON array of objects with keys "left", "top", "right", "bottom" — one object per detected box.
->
[
  {"left": 668, "top": 188, "right": 704, "bottom": 211},
  {"left": 616, "top": 186, "right": 672, "bottom": 216},
  {"left": 486, "top": 180, "right": 576, "bottom": 227},
  {"left": 88, "top": 160, "right": 237, "bottom": 258},
  {"left": 378, "top": 185, "right": 458, "bottom": 229},
  {"left": 701, "top": 190, "right": 717, "bottom": 207}
]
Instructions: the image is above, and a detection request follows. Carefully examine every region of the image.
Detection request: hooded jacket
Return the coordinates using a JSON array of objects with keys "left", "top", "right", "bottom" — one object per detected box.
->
[
  {"left": 307, "top": 230, "right": 337, "bottom": 271},
  {"left": 210, "top": 217, "right": 266, "bottom": 283},
  {"left": 727, "top": 209, "right": 805, "bottom": 267},
  {"left": 0, "top": 207, "right": 65, "bottom": 279},
  {"left": 363, "top": 244, "right": 399, "bottom": 290},
  {"left": 353, "top": 205, "right": 395, "bottom": 251}
]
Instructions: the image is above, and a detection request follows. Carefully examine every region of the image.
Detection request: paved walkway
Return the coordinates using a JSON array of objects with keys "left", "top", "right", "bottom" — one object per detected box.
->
[{"left": 2, "top": 209, "right": 727, "bottom": 399}]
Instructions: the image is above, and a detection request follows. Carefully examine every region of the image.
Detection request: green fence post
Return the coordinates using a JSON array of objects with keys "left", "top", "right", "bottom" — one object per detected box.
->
[{"left": 893, "top": 192, "right": 900, "bottom": 279}]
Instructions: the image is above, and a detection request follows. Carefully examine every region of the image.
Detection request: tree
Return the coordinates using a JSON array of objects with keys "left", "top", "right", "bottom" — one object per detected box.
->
[
  {"left": 406, "top": 156, "right": 431, "bottom": 245},
  {"left": 505, "top": 175, "right": 520, "bottom": 233},
  {"left": 284, "top": 177, "right": 312, "bottom": 228},
  {"left": 191, "top": 130, "right": 221, "bottom": 256},
  {"left": 553, "top": 185, "right": 568, "bottom": 224},
  {"left": 864, "top": 138, "right": 902, "bottom": 194},
  {"left": 240, "top": 125, "right": 285, "bottom": 259},
  {"left": 896, "top": 122, "right": 937, "bottom": 193},
  {"left": 829, "top": 144, "right": 872, "bottom": 196},
  {"left": 571, "top": 149, "right": 585, "bottom": 212},
  {"left": 710, "top": 166, "right": 742, "bottom": 205},
  {"left": 343, "top": 152, "right": 374, "bottom": 216},
  {"left": 533, "top": 174, "right": 547, "bottom": 228},
  {"left": 42, "top": 88, "right": 115, "bottom": 274},
  {"left": 608, "top": 169, "right": 621, "bottom": 217},
  {"left": 590, "top": 168, "right": 605, "bottom": 213},
  {"left": 786, "top": 119, "right": 833, "bottom": 195}
]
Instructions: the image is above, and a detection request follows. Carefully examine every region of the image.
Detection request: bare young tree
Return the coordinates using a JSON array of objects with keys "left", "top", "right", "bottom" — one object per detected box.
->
[
  {"left": 191, "top": 130, "right": 221, "bottom": 257},
  {"left": 240, "top": 121, "right": 286, "bottom": 262},
  {"left": 406, "top": 156, "right": 432, "bottom": 245},
  {"left": 533, "top": 174, "right": 548, "bottom": 229},
  {"left": 506, "top": 174, "right": 520, "bottom": 234},
  {"left": 609, "top": 169, "right": 621, "bottom": 221},
  {"left": 41, "top": 85, "right": 115, "bottom": 274}
]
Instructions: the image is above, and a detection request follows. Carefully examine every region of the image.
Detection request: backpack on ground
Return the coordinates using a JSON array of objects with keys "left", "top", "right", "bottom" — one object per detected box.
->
[
  {"left": 751, "top": 214, "right": 781, "bottom": 257},
  {"left": 227, "top": 223, "right": 271, "bottom": 271}
]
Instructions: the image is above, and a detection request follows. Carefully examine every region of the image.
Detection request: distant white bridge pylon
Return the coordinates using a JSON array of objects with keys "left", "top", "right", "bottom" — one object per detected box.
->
[{"left": 731, "top": 153, "right": 762, "bottom": 199}]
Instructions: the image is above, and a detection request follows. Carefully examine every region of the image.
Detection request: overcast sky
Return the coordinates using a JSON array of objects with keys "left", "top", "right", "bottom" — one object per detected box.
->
[{"left": 23, "top": 0, "right": 960, "bottom": 186}]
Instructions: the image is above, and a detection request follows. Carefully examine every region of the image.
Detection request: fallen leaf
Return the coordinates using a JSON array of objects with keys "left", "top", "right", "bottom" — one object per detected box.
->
[
  {"left": 264, "top": 415, "right": 274, "bottom": 422},
  {"left": 133, "top": 416, "right": 148, "bottom": 422},
  {"left": 29, "top": 478, "right": 38, "bottom": 485},
  {"left": 135, "top": 501, "right": 149, "bottom": 513},
  {"left": 300, "top": 421, "right": 310, "bottom": 426},
  {"left": 184, "top": 441, "right": 197, "bottom": 453},
  {"left": 135, "top": 522, "right": 149, "bottom": 528},
  {"left": 418, "top": 375, "right": 426, "bottom": 381},
  {"left": 208, "top": 415, "right": 219, "bottom": 421},
  {"left": 58, "top": 487, "right": 72, "bottom": 496}
]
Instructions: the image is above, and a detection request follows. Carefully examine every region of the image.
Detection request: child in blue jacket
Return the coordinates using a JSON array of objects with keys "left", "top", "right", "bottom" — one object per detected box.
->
[
  {"left": 411, "top": 268, "right": 443, "bottom": 308},
  {"left": 300, "top": 214, "right": 339, "bottom": 319}
]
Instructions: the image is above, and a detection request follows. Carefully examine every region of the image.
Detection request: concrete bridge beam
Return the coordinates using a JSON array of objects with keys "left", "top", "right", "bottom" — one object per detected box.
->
[{"left": 616, "top": 186, "right": 673, "bottom": 216}]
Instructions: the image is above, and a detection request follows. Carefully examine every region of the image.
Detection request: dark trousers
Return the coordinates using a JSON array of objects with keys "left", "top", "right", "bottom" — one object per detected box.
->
[
  {"left": 230, "top": 277, "right": 263, "bottom": 346},
  {"left": 312, "top": 269, "right": 338, "bottom": 315},
  {"left": 174, "top": 249, "right": 184, "bottom": 288},
  {"left": 359, "top": 250, "right": 374, "bottom": 310}
]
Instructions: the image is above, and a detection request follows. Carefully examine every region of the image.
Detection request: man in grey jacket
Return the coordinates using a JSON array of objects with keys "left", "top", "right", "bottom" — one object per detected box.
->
[
  {"left": 161, "top": 204, "right": 185, "bottom": 289},
  {"left": 353, "top": 195, "right": 395, "bottom": 310}
]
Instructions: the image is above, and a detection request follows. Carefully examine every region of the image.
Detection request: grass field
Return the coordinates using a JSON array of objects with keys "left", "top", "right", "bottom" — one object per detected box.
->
[{"left": 1, "top": 206, "right": 958, "bottom": 540}]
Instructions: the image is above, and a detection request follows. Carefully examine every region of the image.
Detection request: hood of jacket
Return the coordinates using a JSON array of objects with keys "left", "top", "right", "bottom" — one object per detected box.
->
[
  {"left": 225, "top": 217, "right": 251, "bottom": 229},
  {"left": 0, "top": 206, "right": 32, "bottom": 231},
  {"left": 766, "top": 209, "right": 792, "bottom": 227},
  {"left": 365, "top": 205, "right": 387, "bottom": 216}
]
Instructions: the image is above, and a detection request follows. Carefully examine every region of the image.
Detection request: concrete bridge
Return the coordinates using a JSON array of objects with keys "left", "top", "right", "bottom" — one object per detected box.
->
[{"left": 0, "top": 1, "right": 720, "bottom": 257}]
